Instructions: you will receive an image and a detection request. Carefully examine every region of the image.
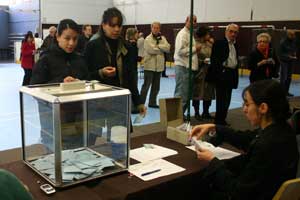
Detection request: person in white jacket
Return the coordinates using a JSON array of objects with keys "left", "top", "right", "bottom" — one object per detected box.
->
[
  {"left": 140, "top": 22, "right": 170, "bottom": 108},
  {"left": 174, "top": 15, "right": 200, "bottom": 114}
]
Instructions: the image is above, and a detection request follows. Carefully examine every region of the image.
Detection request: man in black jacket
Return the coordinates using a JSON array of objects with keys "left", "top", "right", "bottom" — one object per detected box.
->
[
  {"left": 76, "top": 24, "right": 92, "bottom": 55},
  {"left": 279, "top": 29, "right": 298, "bottom": 97},
  {"left": 208, "top": 24, "right": 239, "bottom": 125}
]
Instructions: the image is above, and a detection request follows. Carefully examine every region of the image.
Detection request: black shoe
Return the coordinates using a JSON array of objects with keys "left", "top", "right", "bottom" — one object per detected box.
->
[
  {"left": 195, "top": 113, "right": 202, "bottom": 121},
  {"left": 148, "top": 104, "right": 159, "bottom": 108},
  {"left": 202, "top": 113, "right": 214, "bottom": 119},
  {"left": 162, "top": 75, "right": 168, "bottom": 78},
  {"left": 287, "top": 93, "right": 294, "bottom": 97}
]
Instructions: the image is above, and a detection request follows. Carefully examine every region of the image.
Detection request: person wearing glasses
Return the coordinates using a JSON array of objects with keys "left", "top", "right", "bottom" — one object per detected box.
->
[
  {"left": 248, "top": 32, "right": 279, "bottom": 83},
  {"left": 206, "top": 24, "right": 239, "bottom": 126},
  {"left": 190, "top": 80, "right": 299, "bottom": 200}
]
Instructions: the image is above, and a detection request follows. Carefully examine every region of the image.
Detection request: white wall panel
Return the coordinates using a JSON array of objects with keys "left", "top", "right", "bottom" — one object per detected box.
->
[
  {"left": 114, "top": 0, "right": 300, "bottom": 25},
  {"left": 41, "top": 0, "right": 113, "bottom": 25},
  {"left": 205, "top": 0, "right": 252, "bottom": 22},
  {"left": 252, "top": 0, "right": 300, "bottom": 21}
]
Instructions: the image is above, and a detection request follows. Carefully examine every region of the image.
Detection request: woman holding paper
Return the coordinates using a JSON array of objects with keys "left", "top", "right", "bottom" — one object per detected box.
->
[{"left": 190, "top": 80, "right": 299, "bottom": 200}]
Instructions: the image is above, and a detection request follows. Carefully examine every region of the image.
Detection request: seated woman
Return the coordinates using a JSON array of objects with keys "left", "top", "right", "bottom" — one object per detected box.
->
[
  {"left": 248, "top": 33, "right": 279, "bottom": 83},
  {"left": 30, "top": 19, "right": 89, "bottom": 150},
  {"left": 190, "top": 80, "right": 299, "bottom": 200}
]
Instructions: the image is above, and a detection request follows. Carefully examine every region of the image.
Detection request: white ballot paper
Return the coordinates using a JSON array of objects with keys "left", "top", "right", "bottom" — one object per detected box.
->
[
  {"left": 130, "top": 144, "right": 178, "bottom": 162},
  {"left": 187, "top": 142, "right": 240, "bottom": 160},
  {"left": 129, "top": 159, "right": 185, "bottom": 181}
]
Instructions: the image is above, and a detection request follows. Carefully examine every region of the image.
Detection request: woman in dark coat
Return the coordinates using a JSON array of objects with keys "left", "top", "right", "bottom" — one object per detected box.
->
[
  {"left": 84, "top": 7, "right": 146, "bottom": 116},
  {"left": 30, "top": 19, "right": 89, "bottom": 150},
  {"left": 31, "top": 19, "right": 88, "bottom": 84},
  {"left": 248, "top": 32, "right": 279, "bottom": 83},
  {"left": 190, "top": 80, "right": 299, "bottom": 200}
]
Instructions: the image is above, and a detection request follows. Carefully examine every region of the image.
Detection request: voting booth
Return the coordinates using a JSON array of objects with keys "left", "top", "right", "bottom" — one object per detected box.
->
[{"left": 19, "top": 81, "right": 131, "bottom": 187}]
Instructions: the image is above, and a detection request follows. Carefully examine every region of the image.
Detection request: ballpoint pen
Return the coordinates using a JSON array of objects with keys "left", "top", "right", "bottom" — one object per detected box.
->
[{"left": 141, "top": 169, "right": 161, "bottom": 176}]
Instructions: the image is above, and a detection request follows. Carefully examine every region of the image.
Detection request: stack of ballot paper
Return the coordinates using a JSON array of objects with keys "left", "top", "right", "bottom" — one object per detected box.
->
[
  {"left": 129, "top": 144, "right": 185, "bottom": 181},
  {"left": 30, "top": 148, "right": 116, "bottom": 183},
  {"left": 187, "top": 140, "right": 240, "bottom": 160}
]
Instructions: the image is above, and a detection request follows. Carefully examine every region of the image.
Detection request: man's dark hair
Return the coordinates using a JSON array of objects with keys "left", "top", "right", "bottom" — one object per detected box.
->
[
  {"left": 82, "top": 24, "right": 91, "bottom": 31},
  {"left": 196, "top": 26, "right": 211, "bottom": 38}
]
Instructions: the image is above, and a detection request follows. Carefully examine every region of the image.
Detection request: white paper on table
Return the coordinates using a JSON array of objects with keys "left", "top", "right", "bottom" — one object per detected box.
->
[
  {"left": 186, "top": 145, "right": 240, "bottom": 160},
  {"left": 129, "top": 159, "right": 185, "bottom": 181},
  {"left": 130, "top": 144, "right": 178, "bottom": 162}
]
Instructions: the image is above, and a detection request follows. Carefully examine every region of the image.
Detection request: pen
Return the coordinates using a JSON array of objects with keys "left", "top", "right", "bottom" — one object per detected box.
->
[{"left": 141, "top": 169, "right": 161, "bottom": 176}]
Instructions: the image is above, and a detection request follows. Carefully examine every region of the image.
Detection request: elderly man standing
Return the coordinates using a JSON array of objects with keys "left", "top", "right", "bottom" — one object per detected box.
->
[
  {"left": 174, "top": 15, "right": 199, "bottom": 114},
  {"left": 41, "top": 26, "right": 56, "bottom": 51},
  {"left": 279, "top": 29, "right": 298, "bottom": 97},
  {"left": 208, "top": 24, "right": 239, "bottom": 125},
  {"left": 140, "top": 22, "right": 170, "bottom": 108}
]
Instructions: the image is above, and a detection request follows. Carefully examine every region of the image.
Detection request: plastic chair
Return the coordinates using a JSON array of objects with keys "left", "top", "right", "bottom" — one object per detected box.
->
[
  {"left": 290, "top": 110, "right": 300, "bottom": 135},
  {"left": 272, "top": 178, "right": 300, "bottom": 200}
]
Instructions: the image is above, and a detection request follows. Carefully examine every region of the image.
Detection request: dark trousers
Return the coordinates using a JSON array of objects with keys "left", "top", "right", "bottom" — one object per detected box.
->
[
  {"left": 140, "top": 70, "right": 161, "bottom": 105},
  {"left": 22, "top": 68, "right": 32, "bottom": 86},
  {"left": 192, "top": 100, "right": 212, "bottom": 115},
  {"left": 215, "top": 84, "right": 232, "bottom": 125},
  {"left": 162, "top": 65, "right": 167, "bottom": 76},
  {"left": 280, "top": 61, "right": 293, "bottom": 94}
]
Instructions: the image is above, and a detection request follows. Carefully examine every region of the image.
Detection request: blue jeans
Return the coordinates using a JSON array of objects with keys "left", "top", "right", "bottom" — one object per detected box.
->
[{"left": 174, "top": 65, "right": 191, "bottom": 113}]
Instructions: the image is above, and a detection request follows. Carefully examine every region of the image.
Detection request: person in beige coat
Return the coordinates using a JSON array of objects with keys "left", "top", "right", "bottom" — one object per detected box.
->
[{"left": 140, "top": 22, "right": 170, "bottom": 108}]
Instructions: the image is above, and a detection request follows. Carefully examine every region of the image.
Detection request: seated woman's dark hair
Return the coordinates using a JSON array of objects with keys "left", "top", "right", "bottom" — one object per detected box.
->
[
  {"left": 242, "top": 80, "right": 290, "bottom": 123},
  {"left": 101, "top": 7, "right": 124, "bottom": 27},
  {"left": 57, "top": 19, "right": 79, "bottom": 36},
  {"left": 196, "top": 26, "right": 211, "bottom": 38}
]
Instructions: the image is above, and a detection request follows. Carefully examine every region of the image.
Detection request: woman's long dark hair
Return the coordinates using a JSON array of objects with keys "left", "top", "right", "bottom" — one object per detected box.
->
[
  {"left": 100, "top": 7, "right": 124, "bottom": 35},
  {"left": 242, "top": 80, "right": 290, "bottom": 123}
]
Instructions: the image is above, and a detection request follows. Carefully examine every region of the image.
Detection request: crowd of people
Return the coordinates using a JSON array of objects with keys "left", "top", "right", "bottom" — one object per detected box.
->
[
  {"left": 15, "top": 7, "right": 299, "bottom": 199},
  {"left": 20, "top": 9, "right": 298, "bottom": 126}
]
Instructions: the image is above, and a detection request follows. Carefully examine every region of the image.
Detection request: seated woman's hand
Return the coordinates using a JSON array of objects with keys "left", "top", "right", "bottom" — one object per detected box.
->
[
  {"left": 196, "top": 148, "right": 215, "bottom": 166},
  {"left": 190, "top": 123, "right": 216, "bottom": 140}
]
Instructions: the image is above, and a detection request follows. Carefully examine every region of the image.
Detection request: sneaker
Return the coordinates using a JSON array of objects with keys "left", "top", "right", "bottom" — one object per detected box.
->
[{"left": 148, "top": 104, "right": 159, "bottom": 108}]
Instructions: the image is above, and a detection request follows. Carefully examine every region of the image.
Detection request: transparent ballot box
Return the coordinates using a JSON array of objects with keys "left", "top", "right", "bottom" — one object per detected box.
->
[{"left": 19, "top": 82, "right": 130, "bottom": 187}]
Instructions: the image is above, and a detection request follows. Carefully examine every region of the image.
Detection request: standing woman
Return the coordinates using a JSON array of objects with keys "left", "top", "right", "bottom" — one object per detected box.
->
[
  {"left": 85, "top": 7, "right": 146, "bottom": 116},
  {"left": 30, "top": 19, "right": 89, "bottom": 150},
  {"left": 248, "top": 33, "right": 279, "bottom": 83},
  {"left": 193, "top": 26, "right": 215, "bottom": 120},
  {"left": 21, "top": 32, "right": 35, "bottom": 85}
]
